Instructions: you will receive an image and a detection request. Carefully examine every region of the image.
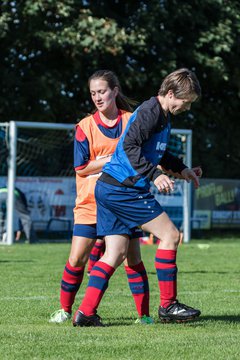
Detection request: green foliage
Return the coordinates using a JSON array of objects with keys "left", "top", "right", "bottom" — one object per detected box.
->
[
  {"left": 0, "top": 239, "right": 240, "bottom": 360},
  {"left": 0, "top": 1, "right": 145, "bottom": 123},
  {"left": 0, "top": 0, "right": 240, "bottom": 177}
]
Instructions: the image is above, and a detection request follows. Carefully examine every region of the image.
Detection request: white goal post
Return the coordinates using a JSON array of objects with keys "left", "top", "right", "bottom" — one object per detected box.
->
[
  {"left": 1, "top": 121, "right": 192, "bottom": 245},
  {"left": 171, "top": 128, "right": 192, "bottom": 244}
]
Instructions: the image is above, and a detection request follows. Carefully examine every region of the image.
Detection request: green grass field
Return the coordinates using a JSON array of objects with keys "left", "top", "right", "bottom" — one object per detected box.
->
[{"left": 0, "top": 237, "right": 240, "bottom": 360}]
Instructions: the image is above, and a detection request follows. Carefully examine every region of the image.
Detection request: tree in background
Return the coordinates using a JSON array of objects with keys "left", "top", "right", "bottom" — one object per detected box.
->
[
  {"left": 0, "top": 0, "right": 145, "bottom": 122},
  {"left": 0, "top": 0, "right": 239, "bottom": 178}
]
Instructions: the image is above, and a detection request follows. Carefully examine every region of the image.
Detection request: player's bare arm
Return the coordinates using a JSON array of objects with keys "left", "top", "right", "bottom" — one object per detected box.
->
[{"left": 76, "top": 155, "right": 112, "bottom": 176}]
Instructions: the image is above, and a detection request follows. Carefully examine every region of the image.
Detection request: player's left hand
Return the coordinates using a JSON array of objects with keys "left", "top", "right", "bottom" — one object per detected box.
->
[
  {"left": 192, "top": 166, "right": 203, "bottom": 178},
  {"left": 181, "top": 167, "right": 202, "bottom": 189}
]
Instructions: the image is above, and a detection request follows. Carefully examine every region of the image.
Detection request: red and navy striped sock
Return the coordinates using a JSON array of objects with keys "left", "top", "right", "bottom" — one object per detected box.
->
[
  {"left": 124, "top": 261, "right": 150, "bottom": 317},
  {"left": 79, "top": 261, "right": 115, "bottom": 316},
  {"left": 87, "top": 241, "right": 105, "bottom": 274},
  {"left": 155, "top": 249, "right": 177, "bottom": 308},
  {"left": 60, "top": 261, "right": 84, "bottom": 314}
]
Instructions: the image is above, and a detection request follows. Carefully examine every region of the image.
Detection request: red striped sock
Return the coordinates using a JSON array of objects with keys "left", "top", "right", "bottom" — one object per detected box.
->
[
  {"left": 79, "top": 261, "right": 115, "bottom": 316},
  {"left": 124, "top": 261, "right": 150, "bottom": 317},
  {"left": 60, "top": 261, "right": 84, "bottom": 313},
  {"left": 87, "top": 241, "right": 105, "bottom": 274},
  {"left": 155, "top": 249, "right": 177, "bottom": 308}
]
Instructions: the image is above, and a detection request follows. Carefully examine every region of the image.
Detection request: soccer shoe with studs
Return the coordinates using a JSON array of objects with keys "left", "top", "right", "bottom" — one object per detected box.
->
[
  {"left": 135, "top": 315, "right": 154, "bottom": 325},
  {"left": 158, "top": 301, "right": 201, "bottom": 323},
  {"left": 73, "top": 310, "right": 104, "bottom": 327},
  {"left": 49, "top": 309, "right": 71, "bottom": 323}
]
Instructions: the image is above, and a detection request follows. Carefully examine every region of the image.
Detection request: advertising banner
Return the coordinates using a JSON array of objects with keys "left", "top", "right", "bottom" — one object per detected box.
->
[
  {"left": 194, "top": 179, "right": 240, "bottom": 229},
  {"left": 1, "top": 177, "right": 239, "bottom": 233},
  {"left": 0, "top": 176, "right": 76, "bottom": 232}
]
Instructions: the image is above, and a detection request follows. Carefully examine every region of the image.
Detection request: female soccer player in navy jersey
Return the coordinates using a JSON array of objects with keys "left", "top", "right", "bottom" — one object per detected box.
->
[
  {"left": 49, "top": 70, "right": 153, "bottom": 325},
  {"left": 73, "top": 68, "right": 203, "bottom": 327}
]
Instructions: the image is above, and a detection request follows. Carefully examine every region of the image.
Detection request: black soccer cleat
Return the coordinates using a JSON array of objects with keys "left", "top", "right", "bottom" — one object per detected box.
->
[
  {"left": 158, "top": 300, "right": 201, "bottom": 323},
  {"left": 73, "top": 310, "right": 105, "bottom": 327}
]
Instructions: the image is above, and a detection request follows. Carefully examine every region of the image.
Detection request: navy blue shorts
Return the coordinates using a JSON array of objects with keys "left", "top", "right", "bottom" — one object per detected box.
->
[
  {"left": 95, "top": 180, "right": 163, "bottom": 237},
  {"left": 73, "top": 223, "right": 143, "bottom": 239},
  {"left": 73, "top": 224, "right": 97, "bottom": 239}
]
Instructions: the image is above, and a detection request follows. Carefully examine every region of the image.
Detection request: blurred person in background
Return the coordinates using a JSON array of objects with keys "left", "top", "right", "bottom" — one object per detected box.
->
[{"left": 0, "top": 186, "right": 33, "bottom": 243}]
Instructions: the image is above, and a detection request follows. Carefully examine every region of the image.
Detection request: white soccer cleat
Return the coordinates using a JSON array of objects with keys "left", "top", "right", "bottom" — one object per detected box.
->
[{"left": 49, "top": 309, "right": 71, "bottom": 323}]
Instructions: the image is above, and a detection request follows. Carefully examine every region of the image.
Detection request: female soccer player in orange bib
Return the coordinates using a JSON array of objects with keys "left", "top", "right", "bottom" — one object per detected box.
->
[{"left": 49, "top": 70, "right": 153, "bottom": 325}]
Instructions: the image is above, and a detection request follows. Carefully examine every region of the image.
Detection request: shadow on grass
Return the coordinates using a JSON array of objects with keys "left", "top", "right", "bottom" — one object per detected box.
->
[
  {"left": 103, "top": 315, "right": 240, "bottom": 327},
  {"left": 72, "top": 316, "right": 240, "bottom": 327},
  {"left": 175, "top": 315, "right": 240, "bottom": 326},
  {"left": 200, "top": 315, "right": 240, "bottom": 323},
  {"left": 103, "top": 316, "right": 138, "bottom": 327},
  {"left": 181, "top": 270, "right": 240, "bottom": 274}
]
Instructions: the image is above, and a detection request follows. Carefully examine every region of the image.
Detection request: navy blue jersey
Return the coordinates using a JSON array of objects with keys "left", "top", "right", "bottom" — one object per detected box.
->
[{"left": 101, "top": 97, "right": 187, "bottom": 191}]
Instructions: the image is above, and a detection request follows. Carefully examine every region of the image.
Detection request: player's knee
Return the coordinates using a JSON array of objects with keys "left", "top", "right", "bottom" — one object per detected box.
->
[
  {"left": 124, "top": 254, "right": 141, "bottom": 267},
  {"left": 116, "top": 249, "right": 128, "bottom": 266},
  {"left": 69, "top": 255, "right": 88, "bottom": 268},
  {"left": 102, "top": 248, "right": 127, "bottom": 268},
  {"left": 169, "top": 227, "right": 181, "bottom": 248},
  {"left": 160, "top": 226, "right": 180, "bottom": 248},
  {"left": 174, "top": 229, "right": 182, "bottom": 246},
  {"left": 119, "top": 251, "right": 128, "bottom": 263}
]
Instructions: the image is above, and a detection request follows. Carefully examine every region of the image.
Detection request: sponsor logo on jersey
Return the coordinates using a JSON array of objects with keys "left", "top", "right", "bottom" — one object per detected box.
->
[{"left": 156, "top": 142, "right": 167, "bottom": 151}]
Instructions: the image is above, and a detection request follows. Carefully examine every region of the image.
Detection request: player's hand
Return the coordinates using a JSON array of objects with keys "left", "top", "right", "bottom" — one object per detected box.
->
[
  {"left": 154, "top": 174, "right": 174, "bottom": 193},
  {"left": 181, "top": 167, "right": 202, "bottom": 189},
  {"left": 192, "top": 166, "right": 203, "bottom": 178}
]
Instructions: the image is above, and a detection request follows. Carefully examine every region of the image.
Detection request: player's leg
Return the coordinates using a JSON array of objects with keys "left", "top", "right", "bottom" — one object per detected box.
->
[
  {"left": 0, "top": 193, "right": 7, "bottom": 242},
  {"left": 73, "top": 234, "right": 129, "bottom": 327},
  {"left": 15, "top": 195, "right": 32, "bottom": 242},
  {"left": 49, "top": 225, "right": 97, "bottom": 323},
  {"left": 87, "top": 239, "right": 105, "bottom": 275},
  {"left": 124, "top": 236, "right": 153, "bottom": 324},
  {"left": 142, "top": 213, "right": 201, "bottom": 322},
  {"left": 15, "top": 230, "right": 21, "bottom": 241},
  {"left": 17, "top": 212, "right": 32, "bottom": 242},
  {"left": 15, "top": 219, "right": 23, "bottom": 241}
]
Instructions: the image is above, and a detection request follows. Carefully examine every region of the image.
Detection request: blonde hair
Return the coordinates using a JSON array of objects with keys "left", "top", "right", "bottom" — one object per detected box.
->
[
  {"left": 88, "top": 70, "right": 137, "bottom": 112},
  {"left": 158, "top": 68, "right": 201, "bottom": 99}
]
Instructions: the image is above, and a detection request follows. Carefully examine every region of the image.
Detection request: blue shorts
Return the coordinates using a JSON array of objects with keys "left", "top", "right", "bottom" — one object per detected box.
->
[
  {"left": 73, "top": 223, "right": 142, "bottom": 239},
  {"left": 95, "top": 180, "right": 163, "bottom": 237},
  {"left": 73, "top": 224, "right": 97, "bottom": 239}
]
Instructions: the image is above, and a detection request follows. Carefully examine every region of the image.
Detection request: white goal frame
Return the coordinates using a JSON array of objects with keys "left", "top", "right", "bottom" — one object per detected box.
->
[{"left": 2, "top": 121, "right": 192, "bottom": 245}]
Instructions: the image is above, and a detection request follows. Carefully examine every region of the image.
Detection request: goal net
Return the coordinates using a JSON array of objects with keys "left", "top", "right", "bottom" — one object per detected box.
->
[{"left": 0, "top": 121, "right": 192, "bottom": 245}]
